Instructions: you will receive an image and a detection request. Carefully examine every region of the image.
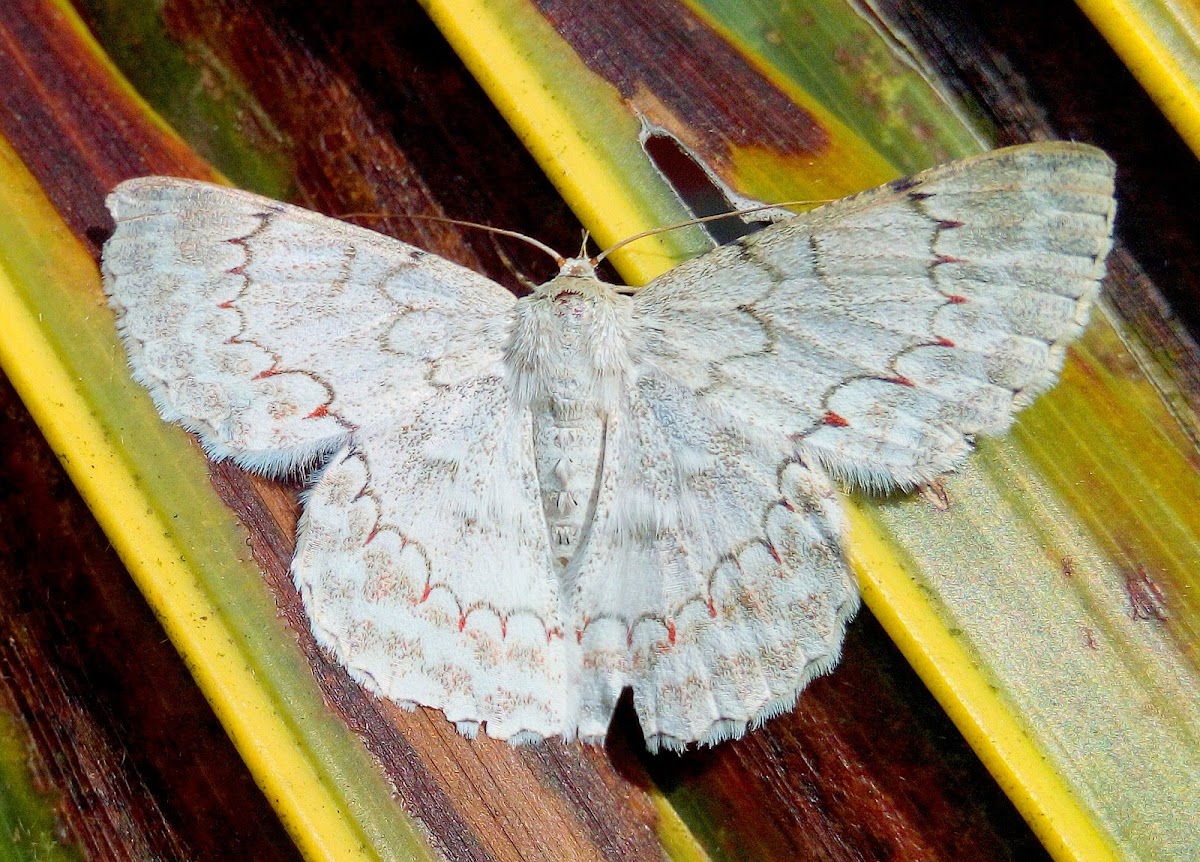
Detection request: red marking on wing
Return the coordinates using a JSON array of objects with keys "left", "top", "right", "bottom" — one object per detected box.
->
[
  {"left": 932, "top": 254, "right": 964, "bottom": 267},
  {"left": 364, "top": 526, "right": 380, "bottom": 544},
  {"left": 936, "top": 218, "right": 964, "bottom": 230},
  {"left": 419, "top": 583, "right": 432, "bottom": 603},
  {"left": 458, "top": 614, "right": 467, "bottom": 632},
  {"left": 822, "top": 411, "right": 849, "bottom": 427},
  {"left": 666, "top": 620, "right": 677, "bottom": 645},
  {"left": 546, "top": 627, "right": 563, "bottom": 642},
  {"left": 500, "top": 617, "right": 508, "bottom": 638},
  {"left": 253, "top": 366, "right": 281, "bottom": 379},
  {"left": 889, "top": 375, "right": 915, "bottom": 387},
  {"left": 306, "top": 404, "right": 329, "bottom": 419},
  {"left": 706, "top": 598, "right": 717, "bottom": 618},
  {"left": 781, "top": 499, "right": 795, "bottom": 512},
  {"left": 946, "top": 295, "right": 969, "bottom": 305},
  {"left": 935, "top": 336, "right": 956, "bottom": 348},
  {"left": 768, "top": 544, "right": 782, "bottom": 564},
  {"left": 217, "top": 299, "right": 236, "bottom": 309}
]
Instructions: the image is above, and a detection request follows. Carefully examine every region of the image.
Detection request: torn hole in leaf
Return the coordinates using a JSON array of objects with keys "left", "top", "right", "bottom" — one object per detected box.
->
[{"left": 642, "top": 132, "right": 764, "bottom": 246}]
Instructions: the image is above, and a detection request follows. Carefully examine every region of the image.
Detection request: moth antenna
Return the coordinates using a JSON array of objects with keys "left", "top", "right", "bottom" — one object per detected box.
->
[
  {"left": 593, "top": 199, "right": 832, "bottom": 264},
  {"left": 341, "top": 211, "right": 566, "bottom": 266},
  {"left": 578, "top": 229, "right": 591, "bottom": 259},
  {"left": 488, "top": 235, "right": 544, "bottom": 290}
]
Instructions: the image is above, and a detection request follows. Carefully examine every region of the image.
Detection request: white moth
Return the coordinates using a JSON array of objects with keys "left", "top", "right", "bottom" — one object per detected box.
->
[{"left": 102, "top": 143, "right": 1115, "bottom": 752}]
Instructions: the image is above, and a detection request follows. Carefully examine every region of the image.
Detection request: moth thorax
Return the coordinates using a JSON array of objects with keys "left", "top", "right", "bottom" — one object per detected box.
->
[{"left": 507, "top": 279, "right": 633, "bottom": 411}]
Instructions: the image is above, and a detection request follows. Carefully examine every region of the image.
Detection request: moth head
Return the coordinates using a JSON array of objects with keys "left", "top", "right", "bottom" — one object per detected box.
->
[
  {"left": 530, "top": 257, "right": 610, "bottom": 300},
  {"left": 556, "top": 256, "right": 598, "bottom": 279}
]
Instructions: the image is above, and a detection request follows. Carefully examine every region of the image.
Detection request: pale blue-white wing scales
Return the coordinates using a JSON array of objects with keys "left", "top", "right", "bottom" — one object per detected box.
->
[
  {"left": 580, "top": 142, "right": 1114, "bottom": 748},
  {"left": 294, "top": 369, "right": 568, "bottom": 741},
  {"left": 103, "top": 177, "right": 515, "bottom": 473},
  {"left": 631, "top": 143, "right": 1115, "bottom": 490},
  {"left": 570, "top": 371, "right": 859, "bottom": 750},
  {"left": 103, "top": 143, "right": 1118, "bottom": 749},
  {"left": 104, "top": 178, "right": 571, "bottom": 741}
]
